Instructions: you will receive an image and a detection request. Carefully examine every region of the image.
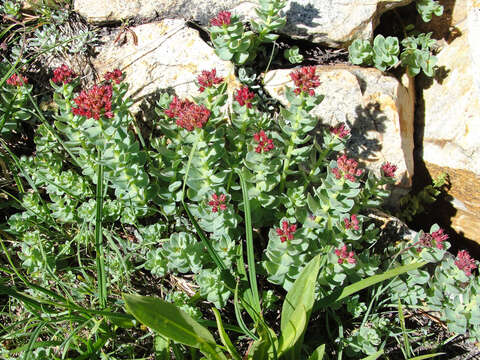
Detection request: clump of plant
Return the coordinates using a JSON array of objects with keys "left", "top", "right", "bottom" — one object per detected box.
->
[
  {"left": 416, "top": 0, "right": 444, "bottom": 23},
  {"left": 348, "top": 0, "right": 443, "bottom": 77},
  {"left": 208, "top": 0, "right": 286, "bottom": 64},
  {"left": 2, "top": 0, "right": 479, "bottom": 358},
  {"left": 0, "top": 66, "right": 33, "bottom": 135},
  {"left": 397, "top": 172, "right": 448, "bottom": 222}
]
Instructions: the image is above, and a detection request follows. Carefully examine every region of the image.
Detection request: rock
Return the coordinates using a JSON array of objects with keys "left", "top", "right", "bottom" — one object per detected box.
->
[
  {"left": 74, "top": 0, "right": 413, "bottom": 47},
  {"left": 91, "top": 20, "right": 235, "bottom": 113},
  {"left": 417, "top": 0, "right": 480, "bottom": 243},
  {"left": 73, "top": 0, "right": 241, "bottom": 25},
  {"left": 277, "top": 0, "right": 413, "bottom": 47},
  {"left": 263, "top": 66, "right": 415, "bottom": 196}
]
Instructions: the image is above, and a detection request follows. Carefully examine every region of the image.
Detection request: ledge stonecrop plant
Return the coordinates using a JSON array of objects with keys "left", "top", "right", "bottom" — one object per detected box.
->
[
  {"left": 0, "top": 66, "right": 33, "bottom": 135},
  {"left": 208, "top": 0, "right": 286, "bottom": 64},
  {"left": 348, "top": 0, "right": 443, "bottom": 77},
  {"left": 1, "top": 1, "right": 478, "bottom": 357}
]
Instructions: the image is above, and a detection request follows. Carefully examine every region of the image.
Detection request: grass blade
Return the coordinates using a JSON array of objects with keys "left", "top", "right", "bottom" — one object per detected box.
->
[
  {"left": 315, "top": 262, "right": 427, "bottom": 310},
  {"left": 95, "top": 151, "right": 107, "bottom": 308},
  {"left": 212, "top": 308, "right": 242, "bottom": 360},
  {"left": 235, "top": 167, "right": 261, "bottom": 317}
]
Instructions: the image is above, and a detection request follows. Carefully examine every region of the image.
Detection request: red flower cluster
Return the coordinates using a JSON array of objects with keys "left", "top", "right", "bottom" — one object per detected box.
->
[
  {"left": 331, "top": 154, "right": 363, "bottom": 182},
  {"left": 290, "top": 66, "right": 320, "bottom": 96},
  {"left": 415, "top": 228, "right": 449, "bottom": 252},
  {"left": 210, "top": 11, "right": 232, "bottom": 27},
  {"left": 72, "top": 84, "right": 113, "bottom": 120},
  {"left": 381, "top": 162, "right": 397, "bottom": 178},
  {"left": 455, "top": 250, "right": 477, "bottom": 276},
  {"left": 344, "top": 214, "right": 359, "bottom": 230},
  {"left": 208, "top": 193, "right": 227, "bottom": 213},
  {"left": 52, "top": 64, "right": 77, "bottom": 84},
  {"left": 330, "top": 123, "right": 350, "bottom": 138},
  {"left": 6, "top": 73, "right": 28, "bottom": 87},
  {"left": 197, "top": 69, "right": 223, "bottom": 92},
  {"left": 276, "top": 221, "right": 297, "bottom": 243},
  {"left": 253, "top": 130, "right": 274, "bottom": 153},
  {"left": 234, "top": 86, "right": 255, "bottom": 108},
  {"left": 165, "top": 96, "right": 210, "bottom": 131},
  {"left": 335, "top": 245, "right": 356, "bottom": 265},
  {"left": 104, "top": 69, "right": 123, "bottom": 84}
]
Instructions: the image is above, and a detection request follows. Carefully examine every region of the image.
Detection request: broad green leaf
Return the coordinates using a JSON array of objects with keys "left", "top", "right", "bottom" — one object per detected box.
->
[
  {"left": 247, "top": 325, "right": 278, "bottom": 360},
  {"left": 315, "top": 262, "right": 427, "bottom": 310},
  {"left": 308, "top": 344, "right": 326, "bottom": 360},
  {"left": 123, "top": 293, "right": 226, "bottom": 359},
  {"left": 281, "top": 254, "right": 322, "bottom": 332},
  {"left": 278, "top": 304, "right": 307, "bottom": 357},
  {"left": 212, "top": 308, "right": 242, "bottom": 360}
]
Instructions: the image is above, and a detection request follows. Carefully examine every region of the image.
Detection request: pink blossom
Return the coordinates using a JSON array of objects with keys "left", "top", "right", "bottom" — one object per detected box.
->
[
  {"left": 455, "top": 250, "right": 477, "bottom": 276},
  {"left": 197, "top": 69, "right": 223, "bottom": 92},
  {"left": 234, "top": 86, "right": 255, "bottom": 108},
  {"left": 344, "top": 214, "right": 359, "bottom": 231},
  {"left": 330, "top": 123, "right": 350, "bottom": 138},
  {"left": 253, "top": 130, "right": 274, "bottom": 153},
  {"left": 52, "top": 64, "right": 76, "bottom": 84},
  {"left": 276, "top": 221, "right": 297, "bottom": 243},
  {"left": 6, "top": 73, "right": 28, "bottom": 87},
  {"left": 335, "top": 245, "right": 356, "bottom": 265},
  {"left": 210, "top": 11, "right": 231, "bottom": 27},
  {"left": 208, "top": 193, "right": 227, "bottom": 213},
  {"left": 72, "top": 84, "right": 113, "bottom": 120},
  {"left": 381, "top": 162, "right": 397, "bottom": 178},
  {"left": 332, "top": 154, "right": 363, "bottom": 182},
  {"left": 104, "top": 69, "right": 123, "bottom": 84},
  {"left": 289, "top": 66, "right": 320, "bottom": 96},
  {"left": 165, "top": 96, "right": 210, "bottom": 131}
]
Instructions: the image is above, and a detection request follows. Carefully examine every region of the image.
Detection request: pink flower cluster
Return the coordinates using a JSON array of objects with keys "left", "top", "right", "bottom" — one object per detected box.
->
[
  {"left": 197, "top": 69, "right": 223, "bottom": 92},
  {"left": 104, "top": 69, "right": 123, "bottom": 84},
  {"left": 332, "top": 154, "right": 363, "bottom": 182},
  {"left": 381, "top": 162, "right": 397, "bottom": 178},
  {"left": 208, "top": 193, "right": 227, "bottom": 213},
  {"left": 210, "top": 11, "right": 232, "bottom": 27},
  {"left": 165, "top": 96, "right": 211, "bottom": 131},
  {"left": 330, "top": 123, "right": 350, "bottom": 138},
  {"left": 234, "top": 86, "right": 255, "bottom": 108},
  {"left": 335, "top": 245, "right": 356, "bottom": 265},
  {"left": 72, "top": 84, "right": 113, "bottom": 120},
  {"left": 6, "top": 73, "right": 28, "bottom": 87},
  {"left": 416, "top": 228, "right": 449, "bottom": 252},
  {"left": 290, "top": 66, "right": 320, "bottom": 96},
  {"left": 344, "top": 214, "right": 359, "bottom": 231},
  {"left": 52, "top": 64, "right": 76, "bottom": 84},
  {"left": 276, "top": 221, "right": 297, "bottom": 243},
  {"left": 253, "top": 130, "right": 274, "bottom": 153},
  {"left": 455, "top": 250, "right": 477, "bottom": 276}
]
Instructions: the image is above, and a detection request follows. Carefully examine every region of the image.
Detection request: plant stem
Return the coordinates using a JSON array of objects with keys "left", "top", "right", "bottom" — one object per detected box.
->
[{"left": 95, "top": 149, "right": 107, "bottom": 309}]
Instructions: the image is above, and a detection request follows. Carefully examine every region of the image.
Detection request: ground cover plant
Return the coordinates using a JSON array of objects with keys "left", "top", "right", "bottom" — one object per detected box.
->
[{"left": 0, "top": 0, "right": 479, "bottom": 359}]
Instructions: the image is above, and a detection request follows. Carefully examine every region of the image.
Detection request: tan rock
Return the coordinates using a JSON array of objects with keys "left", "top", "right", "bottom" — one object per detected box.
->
[
  {"left": 74, "top": 0, "right": 413, "bottom": 47},
  {"left": 263, "top": 66, "right": 415, "bottom": 191},
  {"left": 418, "top": 0, "right": 480, "bottom": 243},
  {"left": 91, "top": 20, "right": 235, "bottom": 113}
]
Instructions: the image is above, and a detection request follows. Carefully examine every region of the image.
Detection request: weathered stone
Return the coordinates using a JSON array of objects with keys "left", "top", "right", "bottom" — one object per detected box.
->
[
  {"left": 263, "top": 66, "right": 415, "bottom": 195},
  {"left": 91, "top": 20, "right": 235, "bottom": 113},
  {"left": 277, "top": 0, "right": 413, "bottom": 46},
  {"left": 74, "top": 0, "right": 413, "bottom": 47},
  {"left": 417, "top": 0, "right": 480, "bottom": 243}
]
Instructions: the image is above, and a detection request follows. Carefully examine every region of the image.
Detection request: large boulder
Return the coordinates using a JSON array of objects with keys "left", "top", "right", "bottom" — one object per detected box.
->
[
  {"left": 91, "top": 19, "right": 235, "bottom": 112},
  {"left": 416, "top": 0, "right": 480, "bottom": 243},
  {"left": 263, "top": 66, "right": 415, "bottom": 199},
  {"left": 74, "top": 0, "right": 413, "bottom": 47}
]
